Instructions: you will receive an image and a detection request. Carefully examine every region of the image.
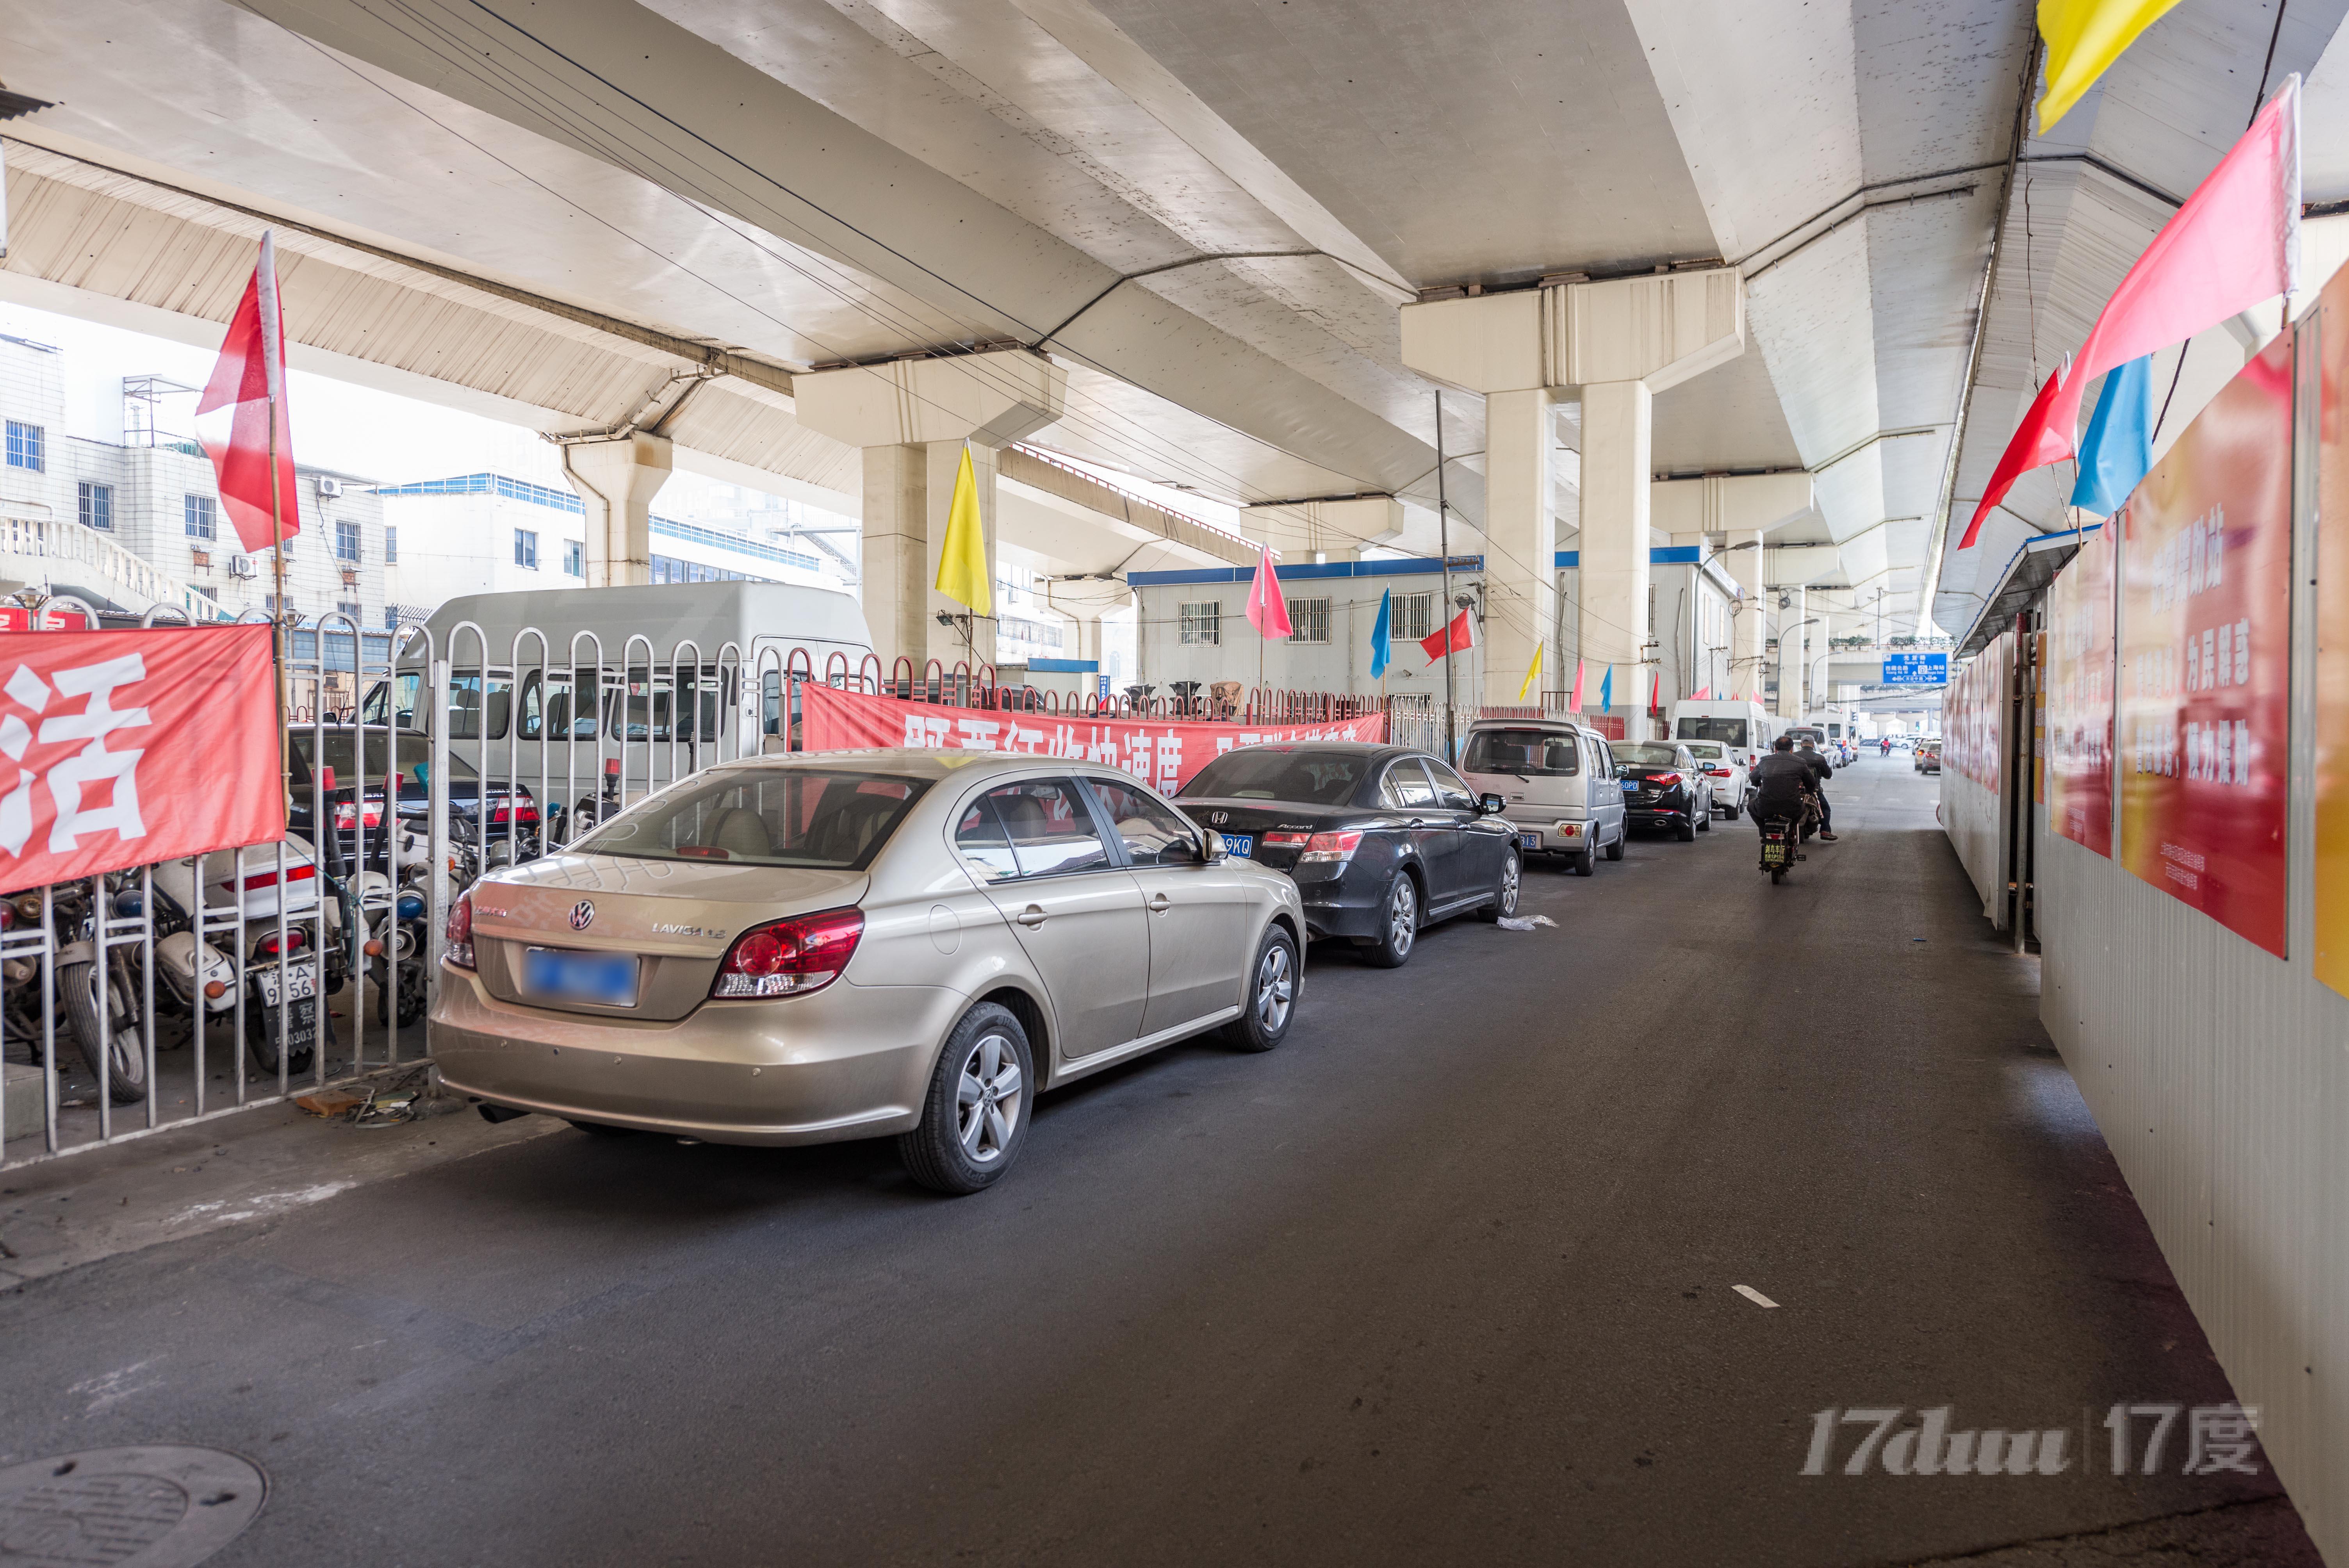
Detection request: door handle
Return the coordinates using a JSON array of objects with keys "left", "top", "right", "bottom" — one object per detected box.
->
[
  {"left": 1016, "top": 905, "right": 1048, "bottom": 928},
  {"left": 1146, "top": 893, "right": 1171, "bottom": 913}
]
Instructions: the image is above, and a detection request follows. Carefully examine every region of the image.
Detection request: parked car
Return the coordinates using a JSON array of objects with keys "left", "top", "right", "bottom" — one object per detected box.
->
[
  {"left": 287, "top": 726, "right": 540, "bottom": 873},
  {"left": 1611, "top": 742, "right": 1713, "bottom": 840},
  {"left": 1176, "top": 742, "right": 1520, "bottom": 966},
  {"left": 435, "top": 752, "right": 1304, "bottom": 1194},
  {"left": 1675, "top": 739, "right": 1746, "bottom": 818},
  {"left": 1457, "top": 718, "right": 1628, "bottom": 875},
  {"left": 1915, "top": 740, "right": 1943, "bottom": 774}
]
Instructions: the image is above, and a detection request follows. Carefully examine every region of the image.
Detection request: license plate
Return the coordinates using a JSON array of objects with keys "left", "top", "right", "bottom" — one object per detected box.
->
[
  {"left": 524, "top": 946, "right": 640, "bottom": 1007},
  {"left": 253, "top": 960, "right": 319, "bottom": 1006},
  {"left": 1519, "top": 832, "right": 1541, "bottom": 851},
  {"left": 1622, "top": 780, "right": 1638, "bottom": 793},
  {"left": 1222, "top": 834, "right": 1253, "bottom": 857},
  {"left": 1763, "top": 840, "right": 1791, "bottom": 865}
]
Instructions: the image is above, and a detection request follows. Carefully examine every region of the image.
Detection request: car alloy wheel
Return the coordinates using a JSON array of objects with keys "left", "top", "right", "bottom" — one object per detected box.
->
[
  {"left": 1254, "top": 940, "right": 1294, "bottom": 1033},
  {"left": 1481, "top": 851, "right": 1521, "bottom": 921},
  {"left": 1224, "top": 924, "right": 1300, "bottom": 1051},
  {"left": 1363, "top": 873, "right": 1418, "bottom": 968},
  {"left": 955, "top": 1030, "right": 1025, "bottom": 1166}
]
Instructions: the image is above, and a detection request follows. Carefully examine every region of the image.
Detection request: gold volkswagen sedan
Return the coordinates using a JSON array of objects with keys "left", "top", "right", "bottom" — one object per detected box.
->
[{"left": 430, "top": 750, "right": 1305, "bottom": 1192}]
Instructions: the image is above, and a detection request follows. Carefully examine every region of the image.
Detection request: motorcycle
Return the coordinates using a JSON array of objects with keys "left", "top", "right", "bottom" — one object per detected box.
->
[{"left": 1757, "top": 796, "right": 1817, "bottom": 886}]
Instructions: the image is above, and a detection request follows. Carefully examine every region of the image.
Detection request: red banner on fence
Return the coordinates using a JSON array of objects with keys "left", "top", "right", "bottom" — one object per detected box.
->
[
  {"left": 2044, "top": 521, "right": 2115, "bottom": 857},
  {"left": 799, "top": 683, "right": 1387, "bottom": 795},
  {"left": 0, "top": 624, "right": 286, "bottom": 895},
  {"left": 2117, "top": 334, "right": 2293, "bottom": 955}
]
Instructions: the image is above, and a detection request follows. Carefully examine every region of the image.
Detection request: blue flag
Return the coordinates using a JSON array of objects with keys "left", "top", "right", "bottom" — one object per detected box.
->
[
  {"left": 1599, "top": 665, "right": 1613, "bottom": 712},
  {"left": 2071, "top": 354, "right": 2155, "bottom": 515},
  {"left": 1370, "top": 586, "right": 1392, "bottom": 679}
]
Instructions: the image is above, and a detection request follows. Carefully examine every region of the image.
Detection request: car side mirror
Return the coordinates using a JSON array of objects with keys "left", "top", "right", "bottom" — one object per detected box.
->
[
  {"left": 1477, "top": 793, "right": 1505, "bottom": 816},
  {"left": 1200, "top": 830, "right": 1228, "bottom": 863}
]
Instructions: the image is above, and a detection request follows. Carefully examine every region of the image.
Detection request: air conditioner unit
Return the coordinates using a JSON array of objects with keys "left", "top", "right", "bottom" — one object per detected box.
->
[
  {"left": 315, "top": 477, "right": 344, "bottom": 499},
  {"left": 227, "top": 555, "right": 259, "bottom": 579}
]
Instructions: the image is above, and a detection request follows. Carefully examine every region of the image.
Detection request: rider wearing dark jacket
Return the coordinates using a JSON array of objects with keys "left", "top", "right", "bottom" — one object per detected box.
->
[
  {"left": 1797, "top": 740, "right": 1839, "bottom": 841},
  {"left": 1748, "top": 738, "right": 1816, "bottom": 825}
]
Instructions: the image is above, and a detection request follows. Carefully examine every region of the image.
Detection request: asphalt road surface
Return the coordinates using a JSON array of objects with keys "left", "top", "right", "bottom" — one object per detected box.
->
[{"left": 0, "top": 757, "right": 2314, "bottom": 1566}]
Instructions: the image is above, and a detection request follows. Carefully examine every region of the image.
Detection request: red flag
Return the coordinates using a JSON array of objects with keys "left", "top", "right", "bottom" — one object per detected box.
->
[
  {"left": 196, "top": 233, "right": 302, "bottom": 555},
  {"left": 1649, "top": 669, "right": 1664, "bottom": 715},
  {"left": 1243, "top": 542, "right": 1291, "bottom": 640},
  {"left": 1419, "top": 606, "right": 1476, "bottom": 661},
  {"left": 1963, "top": 77, "right": 2300, "bottom": 546}
]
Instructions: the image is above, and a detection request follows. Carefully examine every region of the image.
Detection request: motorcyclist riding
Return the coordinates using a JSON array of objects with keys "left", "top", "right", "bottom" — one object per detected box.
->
[{"left": 1795, "top": 738, "right": 1839, "bottom": 841}]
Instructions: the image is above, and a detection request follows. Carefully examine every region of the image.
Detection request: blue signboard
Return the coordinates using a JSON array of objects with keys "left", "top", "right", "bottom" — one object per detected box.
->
[{"left": 1881, "top": 653, "right": 1948, "bottom": 686}]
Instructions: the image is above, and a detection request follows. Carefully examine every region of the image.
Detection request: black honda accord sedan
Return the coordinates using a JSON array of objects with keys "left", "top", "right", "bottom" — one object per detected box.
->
[{"left": 1176, "top": 742, "right": 1521, "bottom": 967}]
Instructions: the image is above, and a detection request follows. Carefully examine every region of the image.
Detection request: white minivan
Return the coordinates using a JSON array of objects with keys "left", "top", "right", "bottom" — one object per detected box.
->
[
  {"left": 1458, "top": 718, "right": 1627, "bottom": 877},
  {"left": 1669, "top": 699, "right": 1773, "bottom": 786}
]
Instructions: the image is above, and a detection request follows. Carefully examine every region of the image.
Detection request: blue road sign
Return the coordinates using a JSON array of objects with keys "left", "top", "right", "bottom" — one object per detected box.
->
[{"left": 1881, "top": 653, "right": 1948, "bottom": 686}]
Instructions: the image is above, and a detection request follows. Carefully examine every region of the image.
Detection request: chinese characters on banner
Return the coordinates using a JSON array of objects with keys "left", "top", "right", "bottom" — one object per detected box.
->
[
  {"left": 798, "top": 682, "right": 1386, "bottom": 793},
  {"left": 0, "top": 625, "right": 285, "bottom": 895},
  {"left": 2117, "top": 335, "right": 2292, "bottom": 957},
  {"left": 2044, "top": 522, "right": 2116, "bottom": 856}
]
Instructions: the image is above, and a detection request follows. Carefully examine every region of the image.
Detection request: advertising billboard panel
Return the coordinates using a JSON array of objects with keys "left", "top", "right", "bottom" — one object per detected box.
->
[
  {"left": 2116, "top": 335, "right": 2292, "bottom": 957},
  {"left": 2314, "top": 268, "right": 2349, "bottom": 994},
  {"left": 2043, "top": 524, "right": 2115, "bottom": 856}
]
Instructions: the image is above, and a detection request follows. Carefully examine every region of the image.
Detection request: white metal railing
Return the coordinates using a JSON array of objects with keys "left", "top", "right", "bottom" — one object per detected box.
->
[{"left": 0, "top": 513, "right": 225, "bottom": 621}]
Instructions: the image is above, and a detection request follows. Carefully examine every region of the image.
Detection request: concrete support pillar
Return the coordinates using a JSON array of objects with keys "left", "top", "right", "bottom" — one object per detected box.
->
[
  {"left": 1776, "top": 584, "right": 1807, "bottom": 721},
  {"left": 560, "top": 431, "right": 672, "bottom": 588},
  {"left": 1484, "top": 388, "right": 1558, "bottom": 705},
  {"left": 791, "top": 349, "right": 1067, "bottom": 677},
  {"left": 1576, "top": 380, "right": 1650, "bottom": 691},
  {"left": 1728, "top": 530, "right": 1767, "bottom": 702}
]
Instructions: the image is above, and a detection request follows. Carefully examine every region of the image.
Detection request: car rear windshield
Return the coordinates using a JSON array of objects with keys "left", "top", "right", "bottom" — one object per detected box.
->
[
  {"left": 1180, "top": 749, "right": 1369, "bottom": 805},
  {"left": 576, "top": 769, "right": 930, "bottom": 869},
  {"left": 1462, "top": 728, "right": 1579, "bottom": 776},
  {"left": 1615, "top": 744, "right": 1682, "bottom": 769},
  {"left": 1675, "top": 717, "right": 1748, "bottom": 746},
  {"left": 1681, "top": 742, "right": 1725, "bottom": 759},
  {"left": 290, "top": 729, "right": 478, "bottom": 791}
]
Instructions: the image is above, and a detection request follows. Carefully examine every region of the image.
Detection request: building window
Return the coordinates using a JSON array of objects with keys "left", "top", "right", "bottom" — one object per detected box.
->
[
  {"left": 513, "top": 528, "right": 538, "bottom": 569},
  {"left": 78, "top": 482, "right": 113, "bottom": 532},
  {"left": 335, "top": 601, "right": 361, "bottom": 622},
  {"left": 383, "top": 525, "right": 398, "bottom": 564},
  {"left": 4, "top": 422, "right": 43, "bottom": 472},
  {"left": 184, "top": 495, "right": 217, "bottom": 540},
  {"left": 1179, "top": 600, "right": 1221, "bottom": 647},
  {"left": 335, "top": 520, "right": 362, "bottom": 563},
  {"left": 385, "top": 607, "right": 403, "bottom": 629},
  {"left": 1287, "top": 597, "right": 1331, "bottom": 645},
  {"left": 1393, "top": 590, "right": 1434, "bottom": 642},
  {"left": 564, "top": 539, "right": 584, "bottom": 577}
]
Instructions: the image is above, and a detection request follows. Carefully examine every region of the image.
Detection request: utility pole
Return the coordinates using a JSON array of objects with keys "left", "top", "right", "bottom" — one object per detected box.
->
[{"left": 1434, "top": 391, "right": 1457, "bottom": 757}]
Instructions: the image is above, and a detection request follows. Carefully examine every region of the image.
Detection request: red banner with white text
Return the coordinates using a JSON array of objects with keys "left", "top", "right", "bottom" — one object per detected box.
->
[
  {"left": 2044, "top": 522, "right": 2116, "bottom": 857},
  {"left": 800, "top": 683, "right": 1387, "bottom": 795},
  {"left": 0, "top": 625, "right": 286, "bottom": 894},
  {"left": 2116, "top": 334, "right": 2293, "bottom": 955}
]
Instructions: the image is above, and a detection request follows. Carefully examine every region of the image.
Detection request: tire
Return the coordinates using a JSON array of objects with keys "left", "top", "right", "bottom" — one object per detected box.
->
[
  {"left": 1603, "top": 833, "right": 1624, "bottom": 862},
  {"left": 1770, "top": 867, "right": 1787, "bottom": 884},
  {"left": 566, "top": 1119, "right": 636, "bottom": 1137},
  {"left": 1477, "top": 850, "right": 1522, "bottom": 922},
  {"left": 243, "top": 986, "right": 317, "bottom": 1079},
  {"left": 898, "top": 1002, "right": 1034, "bottom": 1195},
  {"left": 1568, "top": 848, "right": 1595, "bottom": 877},
  {"left": 58, "top": 960, "right": 147, "bottom": 1105},
  {"left": 1697, "top": 801, "right": 1712, "bottom": 832},
  {"left": 1222, "top": 924, "right": 1299, "bottom": 1051},
  {"left": 1360, "top": 871, "right": 1419, "bottom": 969},
  {"left": 1722, "top": 802, "right": 1740, "bottom": 821},
  {"left": 1675, "top": 812, "right": 1697, "bottom": 841}
]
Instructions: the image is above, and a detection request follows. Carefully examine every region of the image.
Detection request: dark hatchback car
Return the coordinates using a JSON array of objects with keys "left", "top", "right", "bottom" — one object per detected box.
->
[
  {"left": 1176, "top": 743, "right": 1520, "bottom": 968},
  {"left": 286, "top": 727, "right": 540, "bottom": 871},
  {"left": 1612, "top": 741, "right": 1713, "bottom": 841}
]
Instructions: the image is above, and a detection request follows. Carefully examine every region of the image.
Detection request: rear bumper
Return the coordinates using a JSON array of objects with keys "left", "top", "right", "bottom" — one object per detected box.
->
[
  {"left": 1497, "top": 811, "right": 1598, "bottom": 855},
  {"left": 429, "top": 965, "right": 950, "bottom": 1145}
]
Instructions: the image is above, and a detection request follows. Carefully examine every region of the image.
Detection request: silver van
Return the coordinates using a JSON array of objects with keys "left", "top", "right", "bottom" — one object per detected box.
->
[{"left": 1458, "top": 719, "right": 1627, "bottom": 877}]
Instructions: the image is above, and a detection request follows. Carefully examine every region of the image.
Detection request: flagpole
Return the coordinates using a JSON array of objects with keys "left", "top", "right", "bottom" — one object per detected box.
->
[{"left": 1434, "top": 391, "right": 1456, "bottom": 757}]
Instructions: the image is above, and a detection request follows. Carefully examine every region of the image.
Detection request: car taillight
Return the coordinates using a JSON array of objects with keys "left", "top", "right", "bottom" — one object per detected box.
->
[
  {"left": 713, "top": 907, "right": 863, "bottom": 999},
  {"left": 1261, "top": 832, "right": 1310, "bottom": 847},
  {"left": 1298, "top": 830, "right": 1362, "bottom": 865},
  {"left": 223, "top": 863, "right": 317, "bottom": 894},
  {"left": 1705, "top": 766, "right": 1732, "bottom": 777},
  {"left": 446, "top": 890, "right": 475, "bottom": 970},
  {"left": 333, "top": 802, "right": 385, "bottom": 829},
  {"left": 1652, "top": 772, "right": 1684, "bottom": 788}
]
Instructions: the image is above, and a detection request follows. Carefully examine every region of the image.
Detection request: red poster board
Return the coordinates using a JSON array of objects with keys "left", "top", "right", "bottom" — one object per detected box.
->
[
  {"left": 1944, "top": 633, "right": 2007, "bottom": 790},
  {"left": 2116, "top": 335, "right": 2293, "bottom": 955},
  {"left": 0, "top": 624, "right": 286, "bottom": 895},
  {"left": 799, "top": 683, "right": 1388, "bottom": 795},
  {"left": 2318, "top": 262, "right": 2349, "bottom": 995},
  {"left": 2044, "top": 523, "right": 2115, "bottom": 856}
]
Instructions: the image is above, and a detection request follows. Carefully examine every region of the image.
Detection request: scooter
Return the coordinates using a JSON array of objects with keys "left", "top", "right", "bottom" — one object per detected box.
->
[{"left": 1757, "top": 796, "right": 1816, "bottom": 886}]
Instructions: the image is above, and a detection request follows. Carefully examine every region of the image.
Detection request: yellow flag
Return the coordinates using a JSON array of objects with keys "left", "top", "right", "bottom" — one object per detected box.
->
[
  {"left": 934, "top": 445, "right": 991, "bottom": 617},
  {"left": 2036, "top": 0, "right": 2185, "bottom": 132},
  {"left": 1517, "top": 640, "right": 1543, "bottom": 702}
]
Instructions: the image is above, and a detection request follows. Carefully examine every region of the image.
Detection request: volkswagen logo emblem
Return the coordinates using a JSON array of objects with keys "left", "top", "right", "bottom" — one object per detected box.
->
[
  {"left": 569, "top": 900, "right": 595, "bottom": 932},
  {"left": 1210, "top": 811, "right": 1228, "bottom": 825}
]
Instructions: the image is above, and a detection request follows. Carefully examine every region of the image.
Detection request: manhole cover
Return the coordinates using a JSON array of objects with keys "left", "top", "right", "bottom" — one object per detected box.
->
[{"left": 0, "top": 1447, "right": 265, "bottom": 1568}]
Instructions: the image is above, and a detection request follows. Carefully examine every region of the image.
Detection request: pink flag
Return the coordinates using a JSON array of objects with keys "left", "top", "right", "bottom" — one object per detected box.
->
[
  {"left": 1569, "top": 661, "right": 1586, "bottom": 710},
  {"left": 1963, "top": 77, "right": 2300, "bottom": 546},
  {"left": 1691, "top": 685, "right": 1711, "bottom": 701},
  {"left": 196, "top": 233, "right": 303, "bottom": 554},
  {"left": 1243, "top": 542, "right": 1291, "bottom": 639}
]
